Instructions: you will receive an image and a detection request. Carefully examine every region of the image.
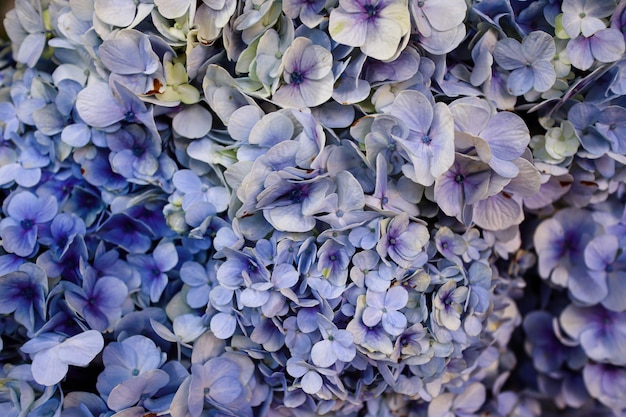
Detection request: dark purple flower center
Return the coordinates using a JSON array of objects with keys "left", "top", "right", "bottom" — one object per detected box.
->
[
  {"left": 152, "top": 268, "right": 161, "bottom": 276},
  {"left": 364, "top": 3, "right": 380, "bottom": 17},
  {"left": 132, "top": 146, "right": 145, "bottom": 157},
  {"left": 290, "top": 71, "right": 304, "bottom": 85},
  {"left": 289, "top": 185, "right": 309, "bottom": 203},
  {"left": 20, "top": 219, "right": 34, "bottom": 230},
  {"left": 21, "top": 286, "right": 35, "bottom": 300},
  {"left": 124, "top": 110, "right": 136, "bottom": 123},
  {"left": 422, "top": 135, "right": 431, "bottom": 144},
  {"left": 88, "top": 297, "right": 97, "bottom": 305},
  {"left": 455, "top": 174, "right": 465, "bottom": 183},
  {"left": 417, "top": 0, "right": 425, "bottom": 7},
  {"left": 132, "top": 368, "right": 140, "bottom": 376}
]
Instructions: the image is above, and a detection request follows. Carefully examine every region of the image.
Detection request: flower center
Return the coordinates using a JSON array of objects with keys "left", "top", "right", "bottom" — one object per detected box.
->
[
  {"left": 20, "top": 219, "right": 34, "bottom": 230},
  {"left": 132, "top": 146, "right": 144, "bottom": 157},
  {"left": 422, "top": 135, "right": 431, "bottom": 144},
  {"left": 290, "top": 71, "right": 304, "bottom": 85},
  {"left": 364, "top": 3, "right": 379, "bottom": 17},
  {"left": 124, "top": 110, "right": 136, "bottom": 123},
  {"left": 21, "top": 286, "right": 35, "bottom": 300},
  {"left": 455, "top": 174, "right": 465, "bottom": 183}
]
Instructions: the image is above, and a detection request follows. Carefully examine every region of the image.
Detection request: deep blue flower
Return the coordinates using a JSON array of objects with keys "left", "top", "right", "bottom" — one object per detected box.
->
[
  {"left": 0, "top": 262, "right": 47, "bottom": 334},
  {"left": 65, "top": 265, "right": 129, "bottom": 332},
  {"left": 0, "top": 191, "right": 57, "bottom": 257},
  {"left": 97, "top": 213, "right": 154, "bottom": 254},
  {"left": 128, "top": 241, "right": 179, "bottom": 303}
]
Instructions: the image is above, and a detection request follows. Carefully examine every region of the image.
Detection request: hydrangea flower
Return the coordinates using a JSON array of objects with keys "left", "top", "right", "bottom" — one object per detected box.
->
[
  {"left": 272, "top": 37, "right": 333, "bottom": 108},
  {"left": 128, "top": 241, "right": 179, "bottom": 303},
  {"left": 388, "top": 90, "right": 455, "bottom": 186},
  {"left": 561, "top": 304, "right": 626, "bottom": 366},
  {"left": 329, "top": 0, "right": 411, "bottom": 61},
  {"left": 0, "top": 263, "right": 47, "bottom": 334},
  {"left": 494, "top": 30, "right": 557, "bottom": 95},
  {"left": 21, "top": 330, "right": 104, "bottom": 386},
  {"left": 561, "top": 0, "right": 616, "bottom": 39},
  {"left": 186, "top": 354, "right": 256, "bottom": 417},
  {"left": 0, "top": 192, "right": 57, "bottom": 257}
]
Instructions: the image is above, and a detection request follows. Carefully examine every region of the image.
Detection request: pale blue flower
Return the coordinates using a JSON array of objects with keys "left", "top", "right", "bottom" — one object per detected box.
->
[
  {"left": 273, "top": 37, "right": 334, "bottom": 108},
  {"left": 362, "top": 286, "right": 408, "bottom": 336},
  {"left": 494, "top": 30, "right": 557, "bottom": 95},
  {"left": 388, "top": 90, "right": 455, "bottom": 186},
  {"left": 310, "top": 315, "right": 356, "bottom": 368},
  {"left": 562, "top": 0, "right": 615, "bottom": 39}
]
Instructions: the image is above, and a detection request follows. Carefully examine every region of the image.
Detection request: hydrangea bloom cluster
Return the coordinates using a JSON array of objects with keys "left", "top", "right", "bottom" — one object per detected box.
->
[{"left": 0, "top": 0, "right": 625, "bottom": 416}]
